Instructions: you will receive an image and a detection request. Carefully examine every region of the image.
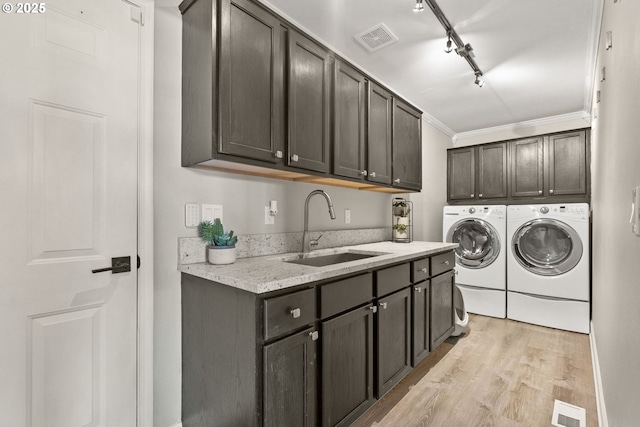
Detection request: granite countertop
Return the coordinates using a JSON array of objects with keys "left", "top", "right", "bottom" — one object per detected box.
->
[{"left": 179, "top": 241, "right": 458, "bottom": 294}]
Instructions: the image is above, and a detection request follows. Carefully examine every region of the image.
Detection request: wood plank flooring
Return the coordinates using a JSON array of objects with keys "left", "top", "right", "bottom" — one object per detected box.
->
[{"left": 352, "top": 314, "right": 598, "bottom": 427}]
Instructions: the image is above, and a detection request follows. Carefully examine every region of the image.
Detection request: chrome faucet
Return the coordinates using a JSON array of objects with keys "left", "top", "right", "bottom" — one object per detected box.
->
[{"left": 302, "top": 190, "right": 336, "bottom": 253}]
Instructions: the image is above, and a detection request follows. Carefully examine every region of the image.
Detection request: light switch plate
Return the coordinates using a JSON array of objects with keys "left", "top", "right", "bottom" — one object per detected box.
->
[
  {"left": 202, "top": 204, "right": 223, "bottom": 223},
  {"left": 185, "top": 203, "right": 200, "bottom": 227},
  {"left": 344, "top": 209, "right": 351, "bottom": 224}
]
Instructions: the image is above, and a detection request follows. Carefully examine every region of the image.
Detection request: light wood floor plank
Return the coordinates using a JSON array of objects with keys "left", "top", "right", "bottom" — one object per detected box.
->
[{"left": 352, "top": 314, "right": 598, "bottom": 427}]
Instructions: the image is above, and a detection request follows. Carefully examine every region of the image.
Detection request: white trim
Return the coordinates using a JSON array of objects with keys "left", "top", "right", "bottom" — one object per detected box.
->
[
  {"left": 422, "top": 112, "right": 455, "bottom": 138},
  {"left": 452, "top": 111, "right": 591, "bottom": 145},
  {"left": 169, "top": 422, "right": 184, "bottom": 427},
  {"left": 129, "top": 0, "right": 155, "bottom": 426},
  {"left": 590, "top": 321, "right": 609, "bottom": 427},
  {"left": 583, "top": 0, "right": 604, "bottom": 115}
]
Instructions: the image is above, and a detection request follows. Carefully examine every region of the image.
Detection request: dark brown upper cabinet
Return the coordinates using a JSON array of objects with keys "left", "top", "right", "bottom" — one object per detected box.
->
[
  {"left": 446, "top": 128, "right": 590, "bottom": 204},
  {"left": 367, "top": 81, "right": 393, "bottom": 185},
  {"left": 288, "top": 30, "right": 331, "bottom": 173},
  {"left": 546, "top": 130, "right": 588, "bottom": 197},
  {"left": 447, "top": 146, "right": 475, "bottom": 201},
  {"left": 218, "top": 0, "right": 283, "bottom": 163},
  {"left": 333, "top": 60, "right": 366, "bottom": 180},
  {"left": 510, "top": 136, "right": 545, "bottom": 198},
  {"left": 392, "top": 99, "right": 422, "bottom": 191}
]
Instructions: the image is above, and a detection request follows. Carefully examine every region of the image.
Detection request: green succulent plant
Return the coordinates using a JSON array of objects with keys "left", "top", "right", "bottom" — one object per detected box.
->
[{"left": 198, "top": 218, "right": 238, "bottom": 247}]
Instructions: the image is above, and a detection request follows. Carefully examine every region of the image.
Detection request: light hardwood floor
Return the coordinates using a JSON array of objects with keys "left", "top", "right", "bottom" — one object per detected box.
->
[{"left": 352, "top": 314, "right": 598, "bottom": 427}]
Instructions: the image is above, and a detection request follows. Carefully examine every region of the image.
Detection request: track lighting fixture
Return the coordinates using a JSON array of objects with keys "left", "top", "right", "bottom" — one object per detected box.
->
[
  {"left": 444, "top": 31, "right": 452, "bottom": 53},
  {"left": 417, "top": 0, "right": 485, "bottom": 87}
]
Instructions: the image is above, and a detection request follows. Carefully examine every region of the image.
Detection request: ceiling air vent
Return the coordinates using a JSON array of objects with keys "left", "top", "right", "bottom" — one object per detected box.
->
[{"left": 354, "top": 23, "right": 398, "bottom": 53}]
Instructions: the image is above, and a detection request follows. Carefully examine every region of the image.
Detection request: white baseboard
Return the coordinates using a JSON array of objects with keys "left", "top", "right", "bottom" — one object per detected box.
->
[
  {"left": 169, "top": 422, "right": 183, "bottom": 427},
  {"left": 590, "top": 321, "right": 609, "bottom": 427}
]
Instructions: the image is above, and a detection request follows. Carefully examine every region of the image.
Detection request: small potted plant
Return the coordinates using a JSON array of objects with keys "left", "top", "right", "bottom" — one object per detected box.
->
[
  {"left": 392, "top": 199, "right": 410, "bottom": 217},
  {"left": 392, "top": 223, "right": 409, "bottom": 240},
  {"left": 198, "top": 218, "right": 238, "bottom": 265}
]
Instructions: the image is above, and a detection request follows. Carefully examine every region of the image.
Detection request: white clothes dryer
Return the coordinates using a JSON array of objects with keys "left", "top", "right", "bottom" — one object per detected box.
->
[
  {"left": 443, "top": 205, "right": 506, "bottom": 318},
  {"left": 507, "top": 203, "right": 590, "bottom": 333}
]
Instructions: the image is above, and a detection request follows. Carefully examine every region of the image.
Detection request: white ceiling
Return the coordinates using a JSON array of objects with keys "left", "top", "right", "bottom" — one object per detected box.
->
[{"left": 258, "top": 0, "right": 602, "bottom": 137}]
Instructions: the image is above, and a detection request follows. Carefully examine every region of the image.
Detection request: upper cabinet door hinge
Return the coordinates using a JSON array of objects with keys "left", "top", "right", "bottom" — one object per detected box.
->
[{"left": 130, "top": 6, "right": 144, "bottom": 26}]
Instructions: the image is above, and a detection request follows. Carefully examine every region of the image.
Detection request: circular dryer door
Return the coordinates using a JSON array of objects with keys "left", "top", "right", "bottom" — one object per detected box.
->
[
  {"left": 512, "top": 219, "right": 583, "bottom": 276},
  {"left": 446, "top": 219, "right": 501, "bottom": 269}
]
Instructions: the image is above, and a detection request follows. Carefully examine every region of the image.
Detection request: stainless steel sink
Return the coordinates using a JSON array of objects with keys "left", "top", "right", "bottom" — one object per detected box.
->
[{"left": 286, "top": 252, "right": 380, "bottom": 267}]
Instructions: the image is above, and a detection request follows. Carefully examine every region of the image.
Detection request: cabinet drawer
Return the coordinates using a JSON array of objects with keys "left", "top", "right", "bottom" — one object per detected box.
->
[
  {"left": 264, "top": 288, "right": 316, "bottom": 341},
  {"left": 375, "top": 263, "right": 411, "bottom": 297},
  {"left": 431, "top": 251, "right": 455, "bottom": 277},
  {"left": 411, "top": 258, "right": 430, "bottom": 283},
  {"left": 320, "top": 273, "right": 373, "bottom": 320}
]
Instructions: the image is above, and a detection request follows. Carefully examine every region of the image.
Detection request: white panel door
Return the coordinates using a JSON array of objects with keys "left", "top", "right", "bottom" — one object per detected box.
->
[{"left": 0, "top": 1, "right": 140, "bottom": 426}]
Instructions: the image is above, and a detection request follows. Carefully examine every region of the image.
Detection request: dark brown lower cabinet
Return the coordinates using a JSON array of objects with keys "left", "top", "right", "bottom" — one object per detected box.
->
[
  {"left": 430, "top": 271, "right": 455, "bottom": 351},
  {"left": 264, "top": 327, "right": 318, "bottom": 427},
  {"left": 376, "top": 288, "right": 412, "bottom": 397},
  {"left": 411, "top": 280, "right": 430, "bottom": 366},
  {"left": 321, "top": 304, "right": 375, "bottom": 427}
]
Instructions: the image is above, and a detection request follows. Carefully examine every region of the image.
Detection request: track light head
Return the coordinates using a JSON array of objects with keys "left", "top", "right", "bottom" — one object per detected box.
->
[
  {"left": 444, "top": 32, "right": 452, "bottom": 53},
  {"left": 474, "top": 72, "right": 485, "bottom": 88},
  {"left": 413, "top": 0, "right": 424, "bottom": 12}
]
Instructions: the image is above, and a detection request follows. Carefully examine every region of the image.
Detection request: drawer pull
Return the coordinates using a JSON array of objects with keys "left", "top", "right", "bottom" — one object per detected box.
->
[
  {"left": 380, "top": 302, "right": 388, "bottom": 310},
  {"left": 414, "top": 286, "right": 422, "bottom": 293},
  {"left": 442, "top": 260, "right": 450, "bottom": 266},
  {"left": 419, "top": 267, "right": 428, "bottom": 273},
  {"left": 291, "top": 154, "right": 299, "bottom": 162},
  {"left": 290, "top": 308, "right": 301, "bottom": 318},
  {"left": 309, "top": 331, "right": 319, "bottom": 341},
  {"left": 369, "top": 306, "right": 378, "bottom": 313}
]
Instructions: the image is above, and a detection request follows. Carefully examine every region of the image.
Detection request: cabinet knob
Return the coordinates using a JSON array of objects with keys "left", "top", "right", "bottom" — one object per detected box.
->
[
  {"left": 394, "top": 178, "right": 401, "bottom": 184},
  {"left": 478, "top": 193, "right": 483, "bottom": 198},
  {"left": 550, "top": 189, "right": 554, "bottom": 194},
  {"left": 275, "top": 150, "right": 283, "bottom": 159},
  {"left": 369, "top": 305, "right": 378, "bottom": 313},
  {"left": 470, "top": 193, "right": 474, "bottom": 197},
  {"left": 442, "top": 260, "right": 450, "bottom": 266},
  {"left": 290, "top": 308, "right": 301, "bottom": 318},
  {"left": 291, "top": 154, "right": 299, "bottom": 162},
  {"left": 419, "top": 267, "right": 428, "bottom": 273},
  {"left": 414, "top": 286, "right": 422, "bottom": 293},
  {"left": 369, "top": 171, "right": 376, "bottom": 178},
  {"left": 308, "top": 330, "right": 319, "bottom": 341},
  {"left": 359, "top": 169, "right": 367, "bottom": 176},
  {"left": 538, "top": 190, "right": 543, "bottom": 194},
  {"left": 380, "top": 302, "right": 388, "bottom": 310}
]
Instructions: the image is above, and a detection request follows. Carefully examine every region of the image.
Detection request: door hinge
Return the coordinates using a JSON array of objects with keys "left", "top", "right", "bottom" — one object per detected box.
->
[{"left": 130, "top": 6, "right": 144, "bottom": 26}]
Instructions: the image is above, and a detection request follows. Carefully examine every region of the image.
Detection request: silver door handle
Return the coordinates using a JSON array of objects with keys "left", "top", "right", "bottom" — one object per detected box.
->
[
  {"left": 369, "top": 306, "right": 378, "bottom": 313},
  {"left": 394, "top": 178, "right": 400, "bottom": 184},
  {"left": 419, "top": 267, "right": 428, "bottom": 273},
  {"left": 380, "top": 302, "right": 388, "bottom": 310},
  {"left": 291, "top": 154, "right": 299, "bottom": 162},
  {"left": 360, "top": 169, "right": 367, "bottom": 176},
  {"left": 414, "top": 286, "right": 422, "bottom": 293},
  {"left": 309, "top": 331, "right": 319, "bottom": 341},
  {"left": 369, "top": 171, "right": 376, "bottom": 178},
  {"left": 290, "top": 308, "right": 301, "bottom": 318}
]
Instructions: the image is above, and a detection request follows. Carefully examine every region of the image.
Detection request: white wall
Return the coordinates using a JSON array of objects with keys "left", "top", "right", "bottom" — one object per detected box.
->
[
  {"left": 153, "top": 6, "right": 448, "bottom": 426},
  {"left": 590, "top": 2, "right": 640, "bottom": 426}
]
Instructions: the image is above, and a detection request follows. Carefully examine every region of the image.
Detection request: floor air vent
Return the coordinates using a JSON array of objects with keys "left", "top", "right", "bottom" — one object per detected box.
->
[
  {"left": 552, "top": 400, "right": 586, "bottom": 427},
  {"left": 354, "top": 23, "right": 398, "bottom": 53}
]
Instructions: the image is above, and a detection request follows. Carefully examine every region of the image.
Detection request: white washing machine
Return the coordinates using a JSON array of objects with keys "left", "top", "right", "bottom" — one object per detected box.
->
[
  {"left": 443, "top": 205, "right": 506, "bottom": 318},
  {"left": 507, "top": 203, "right": 590, "bottom": 333}
]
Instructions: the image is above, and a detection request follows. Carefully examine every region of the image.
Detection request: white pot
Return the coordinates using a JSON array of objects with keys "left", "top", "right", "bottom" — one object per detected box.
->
[
  {"left": 207, "top": 245, "right": 237, "bottom": 265},
  {"left": 395, "top": 216, "right": 409, "bottom": 226},
  {"left": 393, "top": 229, "right": 408, "bottom": 240}
]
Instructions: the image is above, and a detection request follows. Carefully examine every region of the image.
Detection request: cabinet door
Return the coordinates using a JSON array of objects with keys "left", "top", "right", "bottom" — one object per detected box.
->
[
  {"left": 510, "top": 137, "right": 544, "bottom": 198},
  {"left": 288, "top": 30, "right": 331, "bottom": 173},
  {"left": 367, "top": 81, "right": 392, "bottom": 184},
  {"left": 477, "top": 142, "right": 508, "bottom": 199},
  {"left": 547, "top": 130, "right": 588, "bottom": 197},
  {"left": 376, "top": 288, "right": 412, "bottom": 397},
  {"left": 430, "top": 271, "right": 454, "bottom": 351},
  {"left": 264, "top": 327, "right": 318, "bottom": 427},
  {"left": 219, "top": 0, "right": 282, "bottom": 162},
  {"left": 322, "top": 305, "right": 375, "bottom": 427},
  {"left": 392, "top": 98, "right": 422, "bottom": 190},
  {"left": 411, "top": 280, "right": 430, "bottom": 366},
  {"left": 447, "top": 147, "right": 476, "bottom": 201},
  {"left": 333, "top": 60, "right": 366, "bottom": 179}
]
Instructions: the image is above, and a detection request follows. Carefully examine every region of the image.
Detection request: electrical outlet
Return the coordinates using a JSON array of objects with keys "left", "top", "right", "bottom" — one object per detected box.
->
[
  {"left": 202, "top": 204, "right": 223, "bottom": 223},
  {"left": 265, "top": 206, "right": 274, "bottom": 225},
  {"left": 345, "top": 209, "right": 351, "bottom": 224},
  {"left": 185, "top": 203, "right": 200, "bottom": 227}
]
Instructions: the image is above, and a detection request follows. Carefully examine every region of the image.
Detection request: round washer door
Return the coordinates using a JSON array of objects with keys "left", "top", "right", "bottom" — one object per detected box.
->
[
  {"left": 446, "top": 219, "right": 501, "bottom": 269},
  {"left": 511, "top": 218, "right": 583, "bottom": 276}
]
